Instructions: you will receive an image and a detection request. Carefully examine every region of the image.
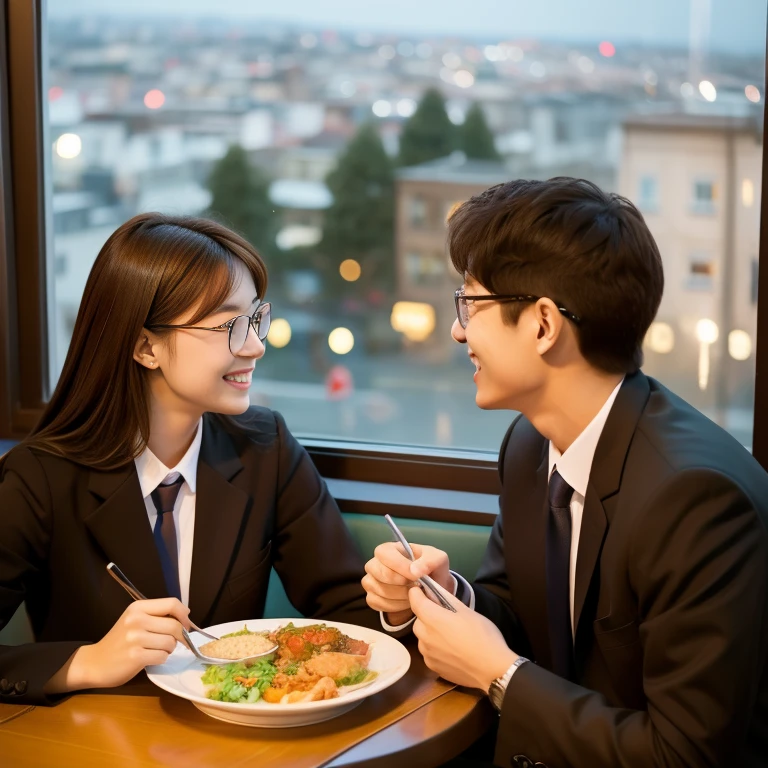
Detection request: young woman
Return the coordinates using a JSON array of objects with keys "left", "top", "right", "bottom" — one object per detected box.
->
[{"left": 0, "top": 213, "right": 374, "bottom": 705}]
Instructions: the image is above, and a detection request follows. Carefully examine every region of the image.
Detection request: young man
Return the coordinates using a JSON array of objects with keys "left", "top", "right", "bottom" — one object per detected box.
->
[{"left": 362, "top": 178, "right": 768, "bottom": 767}]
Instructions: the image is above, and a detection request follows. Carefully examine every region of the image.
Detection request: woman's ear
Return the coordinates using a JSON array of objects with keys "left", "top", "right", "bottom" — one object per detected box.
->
[{"left": 133, "top": 330, "right": 158, "bottom": 369}]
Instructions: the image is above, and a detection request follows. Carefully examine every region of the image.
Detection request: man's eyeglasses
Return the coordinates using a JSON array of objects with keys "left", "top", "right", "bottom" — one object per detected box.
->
[
  {"left": 147, "top": 302, "right": 272, "bottom": 356},
  {"left": 454, "top": 290, "right": 581, "bottom": 329}
]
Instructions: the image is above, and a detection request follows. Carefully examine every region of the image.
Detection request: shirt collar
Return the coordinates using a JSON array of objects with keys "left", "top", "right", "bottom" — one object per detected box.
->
[
  {"left": 134, "top": 418, "right": 203, "bottom": 498},
  {"left": 548, "top": 378, "right": 624, "bottom": 498}
]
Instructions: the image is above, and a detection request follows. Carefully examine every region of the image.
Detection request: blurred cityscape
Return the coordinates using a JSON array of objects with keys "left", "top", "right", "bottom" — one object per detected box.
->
[{"left": 47, "top": 7, "right": 764, "bottom": 450}]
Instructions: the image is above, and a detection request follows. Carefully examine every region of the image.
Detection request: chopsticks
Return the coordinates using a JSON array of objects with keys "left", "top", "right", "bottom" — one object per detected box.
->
[{"left": 383, "top": 514, "right": 457, "bottom": 613}]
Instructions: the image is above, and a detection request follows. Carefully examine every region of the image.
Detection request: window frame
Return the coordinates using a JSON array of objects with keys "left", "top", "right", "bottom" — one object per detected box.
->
[{"left": 2, "top": 1, "right": 768, "bottom": 502}]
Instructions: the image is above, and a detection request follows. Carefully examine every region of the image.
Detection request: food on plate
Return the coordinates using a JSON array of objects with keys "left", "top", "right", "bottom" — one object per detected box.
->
[
  {"left": 200, "top": 623, "right": 377, "bottom": 705},
  {"left": 198, "top": 631, "right": 275, "bottom": 660}
]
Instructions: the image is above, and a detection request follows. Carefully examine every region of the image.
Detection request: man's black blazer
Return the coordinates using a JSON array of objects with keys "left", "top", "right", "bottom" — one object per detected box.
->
[
  {"left": 0, "top": 408, "right": 374, "bottom": 705},
  {"left": 473, "top": 372, "right": 768, "bottom": 768}
]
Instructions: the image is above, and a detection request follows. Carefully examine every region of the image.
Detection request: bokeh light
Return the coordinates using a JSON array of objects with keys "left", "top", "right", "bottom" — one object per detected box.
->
[
  {"left": 55, "top": 133, "right": 82, "bottom": 159},
  {"left": 729, "top": 330, "right": 752, "bottom": 361},
  {"left": 696, "top": 318, "right": 719, "bottom": 344},
  {"left": 598, "top": 41, "right": 616, "bottom": 58},
  {"left": 328, "top": 327, "right": 355, "bottom": 355},
  {"left": 745, "top": 85, "right": 761, "bottom": 103},
  {"left": 698, "top": 80, "right": 717, "bottom": 102},
  {"left": 645, "top": 322, "right": 675, "bottom": 354},
  {"left": 144, "top": 89, "right": 166, "bottom": 109},
  {"left": 339, "top": 259, "right": 361, "bottom": 282},
  {"left": 391, "top": 301, "right": 436, "bottom": 342},
  {"left": 267, "top": 318, "right": 292, "bottom": 348}
]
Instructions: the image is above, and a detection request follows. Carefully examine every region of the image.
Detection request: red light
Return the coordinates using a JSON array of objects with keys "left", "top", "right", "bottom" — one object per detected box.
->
[
  {"left": 598, "top": 41, "right": 616, "bottom": 58},
  {"left": 144, "top": 89, "right": 165, "bottom": 109},
  {"left": 48, "top": 86, "right": 63, "bottom": 101}
]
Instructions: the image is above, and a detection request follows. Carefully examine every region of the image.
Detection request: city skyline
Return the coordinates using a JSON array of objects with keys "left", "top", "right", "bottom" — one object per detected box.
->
[{"left": 52, "top": 0, "right": 767, "bottom": 55}]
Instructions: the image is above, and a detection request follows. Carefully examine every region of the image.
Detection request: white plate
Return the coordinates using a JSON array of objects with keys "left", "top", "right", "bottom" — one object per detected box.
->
[{"left": 146, "top": 618, "right": 411, "bottom": 728}]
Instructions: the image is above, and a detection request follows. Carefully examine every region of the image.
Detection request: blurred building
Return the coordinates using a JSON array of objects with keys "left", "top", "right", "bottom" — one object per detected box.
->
[
  {"left": 620, "top": 112, "right": 762, "bottom": 433},
  {"left": 394, "top": 152, "right": 508, "bottom": 358}
]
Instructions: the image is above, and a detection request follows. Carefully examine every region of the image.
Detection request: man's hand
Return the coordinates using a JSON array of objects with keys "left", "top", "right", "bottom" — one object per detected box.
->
[
  {"left": 45, "top": 598, "right": 192, "bottom": 694},
  {"left": 362, "top": 542, "right": 451, "bottom": 626},
  {"left": 410, "top": 582, "right": 516, "bottom": 692}
]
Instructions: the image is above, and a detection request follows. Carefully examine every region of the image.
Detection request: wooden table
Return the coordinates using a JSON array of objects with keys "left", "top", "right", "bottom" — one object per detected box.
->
[{"left": 0, "top": 648, "right": 494, "bottom": 768}]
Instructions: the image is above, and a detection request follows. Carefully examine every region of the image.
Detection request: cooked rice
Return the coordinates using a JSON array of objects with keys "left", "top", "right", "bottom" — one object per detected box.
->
[{"left": 199, "top": 633, "right": 275, "bottom": 659}]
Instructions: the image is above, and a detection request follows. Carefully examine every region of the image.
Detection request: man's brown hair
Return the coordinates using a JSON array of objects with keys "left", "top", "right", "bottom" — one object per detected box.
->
[{"left": 448, "top": 177, "right": 664, "bottom": 374}]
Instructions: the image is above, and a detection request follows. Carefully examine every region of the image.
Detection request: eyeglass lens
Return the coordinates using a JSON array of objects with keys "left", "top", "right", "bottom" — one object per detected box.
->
[
  {"left": 456, "top": 296, "right": 469, "bottom": 328},
  {"left": 229, "top": 305, "right": 271, "bottom": 354}
]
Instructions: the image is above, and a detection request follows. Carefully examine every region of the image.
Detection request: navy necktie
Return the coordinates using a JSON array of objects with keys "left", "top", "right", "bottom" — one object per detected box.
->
[
  {"left": 150, "top": 476, "right": 184, "bottom": 601},
  {"left": 546, "top": 468, "right": 575, "bottom": 680}
]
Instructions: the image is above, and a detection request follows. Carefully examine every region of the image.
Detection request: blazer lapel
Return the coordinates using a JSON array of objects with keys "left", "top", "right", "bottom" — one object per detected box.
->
[
  {"left": 188, "top": 416, "right": 250, "bottom": 626},
  {"left": 573, "top": 372, "right": 652, "bottom": 636},
  {"left": 504, "top": 435, "right": 553, "bottom": 670},
  {"left": 84, "top": 463, "right": 168, "bottom": 600}
]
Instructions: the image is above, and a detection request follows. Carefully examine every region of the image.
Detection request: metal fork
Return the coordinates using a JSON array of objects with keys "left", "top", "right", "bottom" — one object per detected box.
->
[
  {"left": 106, "top": 562, "right": 219, "bottom": 640},
  {"left": 383, "top": 514, "right": 457, "bottom": 613}
]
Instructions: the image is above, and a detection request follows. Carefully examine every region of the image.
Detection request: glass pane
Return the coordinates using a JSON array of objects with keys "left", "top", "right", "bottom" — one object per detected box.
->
[{"left": 45, "top": 2, "right": 764, "bottom": 451}]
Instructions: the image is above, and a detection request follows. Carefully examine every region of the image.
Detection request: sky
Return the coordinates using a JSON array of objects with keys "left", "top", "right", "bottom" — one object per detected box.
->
[{"left": 52, "top": 0, "right": 768, "bottom": 54}]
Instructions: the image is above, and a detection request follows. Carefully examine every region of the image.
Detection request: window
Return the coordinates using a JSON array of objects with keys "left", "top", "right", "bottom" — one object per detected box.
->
[
  {"left": 407, "top": 196, "right": 428, "bottom": 228},
  {"left": 691, "top": 179, "right": 717, "bottom": 215},
  {"left": 638, "top": 175, "right": 659, "bottom": 212},
  {"left": 0, "top": 0, "right": 750, "bottom": 457},
  {"left": 405, "top": 251, "right": 445, "bottom": 284},
  {"left": 687, "top": 253, "right": 715, "bottom": 290}
]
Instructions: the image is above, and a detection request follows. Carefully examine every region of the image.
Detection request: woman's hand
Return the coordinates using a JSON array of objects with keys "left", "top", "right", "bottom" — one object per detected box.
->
[
  {"left": 362, "top": 542, "right": 452, "bottom": 627},
  {"left": 45, "top": 598, "right": 191, "bottom": 694}
]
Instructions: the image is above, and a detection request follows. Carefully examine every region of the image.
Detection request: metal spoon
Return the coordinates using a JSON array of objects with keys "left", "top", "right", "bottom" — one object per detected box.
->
[
  {"left": 383, "top": 514, "right": 457, "bottom": 613},
  {"left": 106, "top": 562, "right": 219, "bottom": 640},
  {"left": 180, "top": 626, "right": 279, "bottom": 667}
]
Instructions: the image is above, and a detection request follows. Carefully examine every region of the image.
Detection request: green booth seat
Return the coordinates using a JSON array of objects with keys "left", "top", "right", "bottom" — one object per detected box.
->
[
  {"left": 0, "top": 513, "right": 493, "bottom": 645},
  {"left": 263, "top": 512, "right": 493, "bottom": 618}
]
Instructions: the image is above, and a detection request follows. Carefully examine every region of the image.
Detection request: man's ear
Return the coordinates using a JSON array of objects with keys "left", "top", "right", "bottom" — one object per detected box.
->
[
  {"left": 533, "top": 299, "right": 565, "bottom": 355},
  {"left": 133, "top": 329, "right": 158, "bottom": 369}
]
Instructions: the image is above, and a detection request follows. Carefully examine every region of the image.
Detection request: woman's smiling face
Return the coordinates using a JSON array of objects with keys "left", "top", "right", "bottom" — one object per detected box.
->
[{"left": 139, "top": 261, "right": 266, "bottom": 418}]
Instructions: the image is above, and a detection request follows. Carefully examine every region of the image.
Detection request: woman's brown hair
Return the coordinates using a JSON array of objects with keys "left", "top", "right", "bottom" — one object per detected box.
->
[{"left": 17, "top": 213, "right": 267, "bottom": 470}]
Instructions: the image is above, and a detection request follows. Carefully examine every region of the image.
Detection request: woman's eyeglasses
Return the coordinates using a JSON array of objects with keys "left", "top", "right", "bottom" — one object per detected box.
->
[
  {"left": 454, "top": 289, "right": 581, "bottom": 329},
  {"left": 147, "top": 302, "right": 272, "bottom": 356}
]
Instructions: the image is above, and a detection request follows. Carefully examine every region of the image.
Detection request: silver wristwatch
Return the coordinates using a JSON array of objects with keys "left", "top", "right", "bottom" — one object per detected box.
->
[{"left": 488, "top": 656, "right": 528, "bottom": 713}]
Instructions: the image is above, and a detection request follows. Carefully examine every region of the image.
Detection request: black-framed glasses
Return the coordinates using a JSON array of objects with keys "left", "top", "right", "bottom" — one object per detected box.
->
[
  {"left": 147, "top": 302, "right": 272, "bottom": 355},
  {"left": 454, "top": 289, "right": 581, "bottom": 329}
]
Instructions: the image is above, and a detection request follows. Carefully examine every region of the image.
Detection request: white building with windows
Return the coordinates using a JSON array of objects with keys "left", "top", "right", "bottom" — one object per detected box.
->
[{"left": 619, "top": 112, "right": 762, "bottom": 439}]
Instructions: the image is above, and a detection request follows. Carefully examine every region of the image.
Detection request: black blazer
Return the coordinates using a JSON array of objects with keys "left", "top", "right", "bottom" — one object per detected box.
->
[
  {"left": 474, "top": 373, "right": 768, "bottom": 768},
  {"left": 0, "top": 407, "right": 375, "bottom": 705}
]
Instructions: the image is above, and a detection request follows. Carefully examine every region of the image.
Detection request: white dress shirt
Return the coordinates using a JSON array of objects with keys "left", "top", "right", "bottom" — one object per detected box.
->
[
  {"left": 547, "top": 378, "right": 623, "bottom": 636},
  {"left": 134, "top": 419, "right": 203, "bottom": 606},
  {"left": 380, "top": 378, "right": 624, "bottom": 641}
]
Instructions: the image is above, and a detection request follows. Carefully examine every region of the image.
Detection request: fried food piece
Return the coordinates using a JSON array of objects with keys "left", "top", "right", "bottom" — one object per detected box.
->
[
  {"left": 281, "top": 677, "right": 338, "bottom": 704},
  {"left": 304, "top": 651, "right": 371, "bottom": 680}
]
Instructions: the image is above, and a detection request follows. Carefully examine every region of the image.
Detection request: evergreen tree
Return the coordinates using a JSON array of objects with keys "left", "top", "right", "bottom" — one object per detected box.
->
[
  {"left": 322, "top": 123, "right": 395, "bottom": 293},
  {"left": 206, "top": 144, "right": 277, "bottom": 256},
  {"left": 398, "top": 88, "right": 456, "bottom": 167},
  {"left": 460, "top": 103, "right": 500, "bottom": 161}
]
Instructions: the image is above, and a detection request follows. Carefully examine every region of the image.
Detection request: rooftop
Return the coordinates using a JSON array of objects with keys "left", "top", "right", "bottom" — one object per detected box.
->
[
  {"left": 396, "top": 152, "right": 509, "bottom": 185},
  {"left": 623, "top": 111, "right": 761, "bottom": 135}
]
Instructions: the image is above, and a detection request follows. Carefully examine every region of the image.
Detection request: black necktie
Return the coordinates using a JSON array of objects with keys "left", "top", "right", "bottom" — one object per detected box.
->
[
  {"left": 546, "top": 468, "right": 575, "bottom": 680},
  {"left": 150, "top": 476, "right": 184, "bottom": 600}
]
